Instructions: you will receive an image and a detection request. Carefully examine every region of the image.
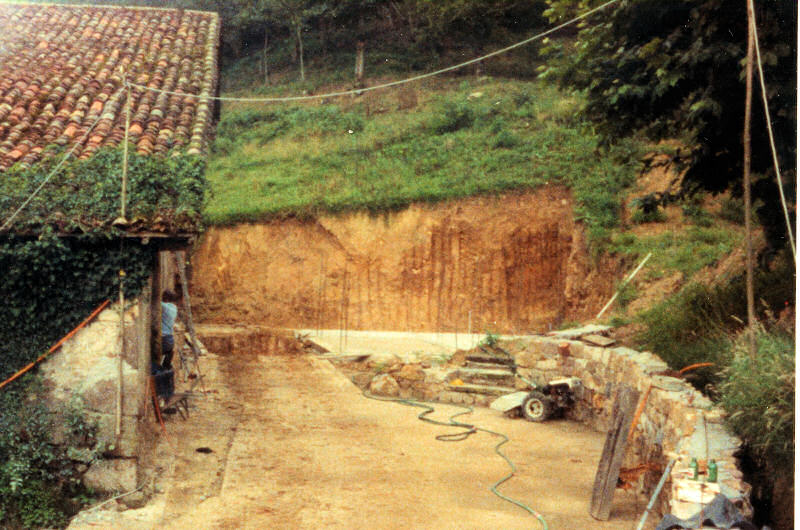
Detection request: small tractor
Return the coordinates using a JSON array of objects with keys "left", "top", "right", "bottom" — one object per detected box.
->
[{"left": 490, "top": 376, "right": 582, "bottom": 422}]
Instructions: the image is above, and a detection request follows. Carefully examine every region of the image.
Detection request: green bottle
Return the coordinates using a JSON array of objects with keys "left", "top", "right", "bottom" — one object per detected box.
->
[
  {"left": 707, "top": 459, "right": 718, "bottom": 483},
  {"left": 689, "top": 457, "right": 698, "bottom": 480}
]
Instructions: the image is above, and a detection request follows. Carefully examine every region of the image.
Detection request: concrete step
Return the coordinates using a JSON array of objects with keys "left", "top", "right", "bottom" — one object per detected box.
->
[
  {"left": 465, "top": 360, "right": 515, "bottom": 371},
  {"left": 453, "top": 367, "right": 516, "bottom": 387},
  {"left": 464, "top": 354, "right": 514, "bottom": 366},
  {"left": 449, "top": 382, "right": 517, "bottom": 397}
]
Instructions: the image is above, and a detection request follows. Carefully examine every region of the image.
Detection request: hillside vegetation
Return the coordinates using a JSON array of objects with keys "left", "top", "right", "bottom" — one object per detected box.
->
[{"left": 206, "top": 78, "right": 644, "bottom": 244}]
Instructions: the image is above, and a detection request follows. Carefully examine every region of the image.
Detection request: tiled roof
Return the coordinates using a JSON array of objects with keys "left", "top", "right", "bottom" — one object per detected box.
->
[{"left": 0, "top": 3, "right": 219, "bottom": 171}]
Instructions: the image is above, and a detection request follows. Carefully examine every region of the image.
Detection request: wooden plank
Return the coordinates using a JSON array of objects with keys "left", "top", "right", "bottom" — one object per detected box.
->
[
  {"left": 590, "top": 386, "right": 640, "bottom": 521},
  {"left": 173, "top": 251, "right": 206, "bottom": 393}
]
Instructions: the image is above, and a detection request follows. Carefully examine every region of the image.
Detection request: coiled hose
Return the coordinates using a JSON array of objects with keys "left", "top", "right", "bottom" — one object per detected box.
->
[{"left": 360, "top": 387, "right": 549, "bottom": 530}]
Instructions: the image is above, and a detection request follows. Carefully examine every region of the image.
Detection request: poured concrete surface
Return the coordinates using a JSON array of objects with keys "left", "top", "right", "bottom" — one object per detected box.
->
[{"left": 70, "top": 348, "right": 649, "bottom": 529}]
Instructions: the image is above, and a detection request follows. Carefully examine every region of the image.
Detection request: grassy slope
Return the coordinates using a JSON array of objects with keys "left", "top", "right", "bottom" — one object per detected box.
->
[
  {"left": 206, "top": 50, "right": 750, "bottom": 306},
  {"left": 206, "top": 77, "right": 643, "bottom": 240}
]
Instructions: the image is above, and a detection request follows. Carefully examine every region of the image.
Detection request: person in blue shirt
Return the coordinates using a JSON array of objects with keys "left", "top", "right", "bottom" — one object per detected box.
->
[{"left": 161, "top": 290, "right": 179, "bottom": 370}]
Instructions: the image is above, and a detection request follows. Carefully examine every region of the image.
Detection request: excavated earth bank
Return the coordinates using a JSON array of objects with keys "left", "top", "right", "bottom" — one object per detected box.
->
[{"left": 191, "top": 188, "right": 620, "bottom": 333}]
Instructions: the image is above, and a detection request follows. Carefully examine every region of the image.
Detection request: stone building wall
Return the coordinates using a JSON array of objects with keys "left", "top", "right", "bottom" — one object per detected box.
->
[{"left": 40, "top": 287, "right": 157, "bottom": 495}]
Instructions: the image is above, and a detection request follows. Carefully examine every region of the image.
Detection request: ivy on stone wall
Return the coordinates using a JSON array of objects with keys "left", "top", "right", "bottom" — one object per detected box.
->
[{"left": 0, "top": 234, "right": 155, "bottom": 382}]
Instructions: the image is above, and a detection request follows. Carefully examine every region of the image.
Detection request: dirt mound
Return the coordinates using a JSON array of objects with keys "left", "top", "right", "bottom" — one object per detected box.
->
[{"left": 190, "top": 188, "right": 620, "bottom": 334}]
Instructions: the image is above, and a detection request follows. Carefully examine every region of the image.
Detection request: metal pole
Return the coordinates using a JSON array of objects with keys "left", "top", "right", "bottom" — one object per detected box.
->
[
  {"left": 116, "top": 269, "right": 125, "bottom": 439},
  {"left": 635, "top": 459, "right": 676, "bottom": 530}
]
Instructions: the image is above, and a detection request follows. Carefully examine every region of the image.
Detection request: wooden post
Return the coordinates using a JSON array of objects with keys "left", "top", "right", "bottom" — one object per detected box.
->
[
  {"left": 590, "top": 386, "right": 641, "bottom": 521},
  {"left": 355, "top": 41, "right": 365, "bottom": 88},
  {"left": 743, "top": 0, "right": 757, "bottom": 358}
]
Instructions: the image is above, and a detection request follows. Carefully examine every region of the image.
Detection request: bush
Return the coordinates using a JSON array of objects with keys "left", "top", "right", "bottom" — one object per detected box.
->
[
  {"left": 631, "top": 207, "right": 667, "bottom": 224},
  {"left": 493, "top": 130, "right": 521, "bottom": 149},
  {"left": 636, "top": 282, "right": 735, "bottom": 387},
  {"left": 429, "top": 100, "right": 477, "bottom": 134},
  {"left": 718, "top": 327, "right": 794, "bottom": 467},
  {"left": 719, "top": 196, "right": 746, "bottom": 224},
  {"left": 0, "top": 384, "right": 99, "bottom": 528}
]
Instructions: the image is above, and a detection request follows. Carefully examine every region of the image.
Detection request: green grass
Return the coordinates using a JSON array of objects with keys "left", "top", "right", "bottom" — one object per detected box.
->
[
  {"left": 608, "top": 225, "right": 738, "bottom": 279},
  {"left": 205, "top": 78, "right": 646, "bottom": 247}
]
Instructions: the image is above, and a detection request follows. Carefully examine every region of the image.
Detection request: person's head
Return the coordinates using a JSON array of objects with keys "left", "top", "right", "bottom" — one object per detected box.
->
[{"left": 163, "top": 290, "right": 179, "bottom": 303}]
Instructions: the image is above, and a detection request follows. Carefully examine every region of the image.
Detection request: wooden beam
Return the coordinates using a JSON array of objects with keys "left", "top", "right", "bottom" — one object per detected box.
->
[{"left": 590, "top": 385, "right": 641, "bottom": 521}]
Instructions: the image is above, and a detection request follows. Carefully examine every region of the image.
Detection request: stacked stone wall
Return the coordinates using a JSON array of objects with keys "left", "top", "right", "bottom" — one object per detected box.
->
[{"left": 503, "top": 335, "right": 751, "bottom": 520}]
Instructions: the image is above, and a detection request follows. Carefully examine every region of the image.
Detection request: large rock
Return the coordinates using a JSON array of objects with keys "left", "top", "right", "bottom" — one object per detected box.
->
[
  {"left": 83, "top": 458, "right": 137, "bottom": 493},
  {"left": 369, "top": 374, "right": 400, "bottom": 397},
  {"left": 397, "top": 363, "right": 425, "bottom": 382}
]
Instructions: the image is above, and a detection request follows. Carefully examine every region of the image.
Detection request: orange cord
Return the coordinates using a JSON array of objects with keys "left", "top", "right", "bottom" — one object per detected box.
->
[
  {"left": 678, "top": 362, "right": 715, "bottom": 375},
  {"left": 0, "top": 299, "right": 111, "bottom": 391},
  {"left": 626, "top": 362, "right": 716, "bottom": 445}
]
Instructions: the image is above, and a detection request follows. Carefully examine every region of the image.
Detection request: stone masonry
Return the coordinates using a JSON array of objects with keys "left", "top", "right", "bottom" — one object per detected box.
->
[{"left": 40, "top": 291, "right": 159, "bottom": 496}]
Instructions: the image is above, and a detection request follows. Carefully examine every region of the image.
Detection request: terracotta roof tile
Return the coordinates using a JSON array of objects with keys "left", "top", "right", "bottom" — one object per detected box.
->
[{"left": 0, "top": 3, "right": 219, "bottom": 171}]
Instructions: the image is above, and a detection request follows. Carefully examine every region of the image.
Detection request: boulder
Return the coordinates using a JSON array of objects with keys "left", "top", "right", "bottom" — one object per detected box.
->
[{"left": 369, "top": 374, "right": 400, "bottom": 397}]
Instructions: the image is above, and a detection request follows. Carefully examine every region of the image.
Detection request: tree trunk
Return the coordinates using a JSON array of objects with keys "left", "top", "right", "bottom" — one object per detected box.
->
[
  {"left": 355, "top": 41, "right": 365, "bottom": 88},
  {"left": 263, "top": 31, "right": 270, "bottom": 86},
  {"left": 296, "top": 21, "right": 305, "bottom": 82}
]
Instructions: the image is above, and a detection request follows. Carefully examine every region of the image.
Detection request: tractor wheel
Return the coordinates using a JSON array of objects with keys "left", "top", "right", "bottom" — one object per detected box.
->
[{"left": 521, "top": 391, "right": 554, "bottom": 422}]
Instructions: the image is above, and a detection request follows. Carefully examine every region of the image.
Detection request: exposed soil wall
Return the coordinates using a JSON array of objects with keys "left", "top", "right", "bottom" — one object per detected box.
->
[{"left": 190, "top": 188, "right": 619, "bottom": 333}]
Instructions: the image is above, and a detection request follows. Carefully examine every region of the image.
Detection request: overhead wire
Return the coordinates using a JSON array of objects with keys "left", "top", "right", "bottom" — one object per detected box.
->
[
  {"left": 748, "top": 8, "right": 796, "bottom": 260},
  {"left": 126, "top": 0, "right": 621, "bottom": 104}
]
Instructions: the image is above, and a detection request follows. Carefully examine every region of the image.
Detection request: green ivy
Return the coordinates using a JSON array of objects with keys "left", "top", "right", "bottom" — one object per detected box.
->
[
  {"left": 0, "top": 234, "right": 154, "bottom": 382},
  {"left": 0, "top": 233, "right": 155, "bottom": 527},
  {"left": 0, "top": 147, "right": 207, "bottom": 235}
]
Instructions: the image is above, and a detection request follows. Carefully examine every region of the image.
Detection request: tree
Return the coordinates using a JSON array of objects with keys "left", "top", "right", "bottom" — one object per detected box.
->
[{"left": 541, "top": 0, "right": 796, "bottom": 250}]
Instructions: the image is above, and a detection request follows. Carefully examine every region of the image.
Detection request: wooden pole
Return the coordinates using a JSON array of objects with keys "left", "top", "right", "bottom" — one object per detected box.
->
[
  {"left": 121, "top": 80, "right": 130, "bottom": 220},
  {"left": 116, "top": 269, "right": 126, "bottom": 439},
  {"left": 743, "top": 0, "right": 757, "bottom": 358}
]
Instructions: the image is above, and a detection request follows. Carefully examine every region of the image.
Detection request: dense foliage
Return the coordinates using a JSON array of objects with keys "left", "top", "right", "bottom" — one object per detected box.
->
[
  {"left": 0, "top": 235, "right": 155, "bottom": 528},
  {"left": 540, "top": 0, "right": 797, "bottom": 250},
  {"left": 636, "top": 257, "right": 794, "bottom": 389},
  {"left": 0, "top": 235, "right": 154, "bottom": 382},
  {"left": 0, "top": 148, "right": 207, "bottom": 236}
]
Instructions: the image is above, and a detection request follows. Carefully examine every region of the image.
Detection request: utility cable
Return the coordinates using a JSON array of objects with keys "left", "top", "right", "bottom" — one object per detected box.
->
[
  {"left": 360, "top": 387, "right": 548, "bottom": 530},
  {"left": 0, "top": 86, "right": 126, "bottom": 232},
  {"left": 749, "top": 8, "right": 796, "bottom": 260},
  {"left": 126, "top": 0, "right": 620, "bottom": 104}
]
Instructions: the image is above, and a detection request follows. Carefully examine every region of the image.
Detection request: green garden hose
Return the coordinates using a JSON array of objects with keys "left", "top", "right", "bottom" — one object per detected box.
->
[{"left": 360, "top": 387, "right": 549, "bottom": 530}]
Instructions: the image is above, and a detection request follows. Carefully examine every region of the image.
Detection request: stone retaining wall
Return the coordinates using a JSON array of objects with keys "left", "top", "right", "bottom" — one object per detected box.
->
[{"left": 504, "top": 333, "right": 751, "bottom": 520}]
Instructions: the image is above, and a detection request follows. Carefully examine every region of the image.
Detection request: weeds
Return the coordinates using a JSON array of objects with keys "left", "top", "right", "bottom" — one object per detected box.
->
[{"left": 719, "top": 326, "right": 794, "bottom": 467}]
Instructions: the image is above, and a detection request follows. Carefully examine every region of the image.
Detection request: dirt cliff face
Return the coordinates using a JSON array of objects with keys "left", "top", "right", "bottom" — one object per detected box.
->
[{"left": 190, "top": 187, "right": 619, "bottom": 334}]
